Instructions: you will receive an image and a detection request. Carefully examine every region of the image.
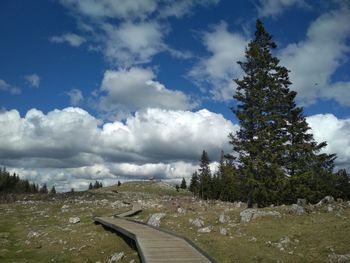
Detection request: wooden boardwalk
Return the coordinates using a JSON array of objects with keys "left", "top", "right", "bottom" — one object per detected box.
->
[{"left": 94, "top": 216, "right": 216, "bottom": 263}]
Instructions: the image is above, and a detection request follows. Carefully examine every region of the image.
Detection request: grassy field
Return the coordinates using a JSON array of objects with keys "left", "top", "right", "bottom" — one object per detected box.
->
[
  {"left": 0, "top": 193, "right": 140, "bottom": 263},
  {"left": 1, "top": 182, "right": 350, "bottom": 262}
]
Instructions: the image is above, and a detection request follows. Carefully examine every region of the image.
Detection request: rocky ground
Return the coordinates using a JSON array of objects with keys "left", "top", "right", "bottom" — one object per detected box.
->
[{"left": 1, "top": 181, "right": 350, "bottom": 263}]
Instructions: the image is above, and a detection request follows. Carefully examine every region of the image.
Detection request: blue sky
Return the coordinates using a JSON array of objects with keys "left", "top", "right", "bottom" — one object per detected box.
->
[{"left": 1, "top": 0, "right": 350, "bottom": 191}]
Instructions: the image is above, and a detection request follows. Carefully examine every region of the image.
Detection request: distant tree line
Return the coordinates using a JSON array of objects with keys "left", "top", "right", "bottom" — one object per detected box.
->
[
  {"left": 0, "top": 167, "right": 56, "bottom": 194},
  {"left": 189, "top": 20, "right": 350, "bottom": 207},
  {"left": 88, "top": 180, "right": 103, "bottom": 190}
]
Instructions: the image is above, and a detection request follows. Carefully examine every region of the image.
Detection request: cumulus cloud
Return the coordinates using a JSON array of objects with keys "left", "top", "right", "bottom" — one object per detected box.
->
[
  {"left": 0, "top": 107, "right": 236, "bottom": 190},
  {"left": 59, "top": 0, "right": 158, "bottom": 19},
  {"left": 257, "top": 0, "right": 307, "bottom": 17},
  {"left": 188, "top": 22, "right": 248, "bottom": 101},
  {"left": 103, "top": 21, "right": 166, "bottom": 66},
  {"left": 0, "top": 79, "right": 21, "bottom": 95},
  {"left": 58, "top": 0, "right": 219, "bottom": 67},
  {"left": 96, "top": 67, "right": 193, "bottom": 114},
  {"left": 307, "top": 114, "right": 350, "bottom": 169},
  {"left": 50, "top": 33, "right": 86, "bottom": 47},
  {"left": 66, "top": 89, "right": 83, "bottom": 106},
  {"left": 25, "top": 74, "right": 40, "bottom": 88},
  {"left": 279, "top": 6, "right": 350, "bottom": 105}
]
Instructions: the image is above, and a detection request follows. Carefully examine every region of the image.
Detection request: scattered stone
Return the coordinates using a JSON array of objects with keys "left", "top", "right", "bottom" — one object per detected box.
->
[
  {"left": 297, "top": 198, "right": 307, "bottom": 207},
  {"left": 177, "top": 207, "right": 186, "bottom": 214},
  {"left": 147, "top": 213, "right": 165, "bottom": 227},
  {"left": 27, "top": 231, "right": 40, "bottom": 239},
  {"left": 316, "top": 196, "right": 335, "bottom": 207},
  {"left": 326, "top": 205, "right": 334, "bottom": 212},
  {"left": 248, "top": 236, "right": 257, "bottom": 242},
  {"left": 328, "top": 253, "right": 350, "bottom": 262},
  {"left": 240, "top": 209, "right": 281, "bottom": 223},
  {"left": 189, "top": 218, "right": 205, "bottom": 228},
  {"left": 219, "top": 213, "right": 230, "bottom": 224},
  {"left": 219, "top": 227, "right": 228, "bottom": 236},
  {"left": 198, "top": 226, "right": 212, "bottom": 233},
  {"left": 289, "top": 204, "right": 305, "bottom": 215},
  {"left": 69, "top": 217, "right": 80, "bottom": 224},
  {"left": 61, "top": 205, "right": 69, "bottom": 212},
  {"left": 108, "top": 252, "right": 125, "bottom": 262}
]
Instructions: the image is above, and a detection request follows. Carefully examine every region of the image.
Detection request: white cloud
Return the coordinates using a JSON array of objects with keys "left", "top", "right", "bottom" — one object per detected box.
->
[
  {"left": 307, "top": 114, "right": 350, "bottom": 169},
  {"left": 0, "top": 107, "right": 236, "bottom": 181},
  {"left": 188, "top": 22, "right": 248, "bottom": 101},
  {"left": 160, "top": 0, "right": 220, "bottom": 18},
  {"left": 50, "top": 33, "right": 86, "bottom": 47},
  {"left": 96, "top": 67, "right": 193, "bottom": 113},
  {"left": 59, "top": 0, "right": 157, "bottom": 19},
  {"left": 66, "top": 89, "right": 83, "bottom": 106},
  {"left": 257, "top": 0, "right": 307, "bottom": 17},
  {"left": 103, "top": 21, "right": 166, "bottom": 66},
  {"left": 58, "top": 0, "right": 219, "bottom": 67},
  {"left": 279, "top": 6, "right": 350, "bottom": 105},
  {"left": 25, "top": 74, "right": 40, "bottom": 88},
  {"left": 0, "top": 79, "right": 21, "bottom": 95}
]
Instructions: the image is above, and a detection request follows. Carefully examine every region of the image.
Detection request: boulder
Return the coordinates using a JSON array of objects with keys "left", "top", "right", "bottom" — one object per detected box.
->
[
  {"left": 219, "top": 213, "right": 230, "bottom": 224},
  {"left": 189, "top": 218, "right": 205, "bottom": 228},
  {"left": 240, "top": 209, "right": 281, "bottom": 223},
  {"left": 328, "top": 253, "right": 350, "bottom": 263},
  {"left": 69, "top": 217, "right": 80, "bottom": 224},
  {"left": 198, "top": 226, "right": 212, "bottom": 233},
  {"left": 219, "top": 227, "right": 228, "bottom": 236},
  {"left": 289, "top": 204, "right": 305, "bottom": 215},
  {"left": 147, "top": 213, "right": 165, "bottom": 227},
  {"left": 108, "top": 252, "right": 124, "bottom": 262},
  {"left": 316, "top": 196, "right": 335, "bottom": 207},
  {"left": 177, "top": 207, "right": 186, "bottom": 214}
]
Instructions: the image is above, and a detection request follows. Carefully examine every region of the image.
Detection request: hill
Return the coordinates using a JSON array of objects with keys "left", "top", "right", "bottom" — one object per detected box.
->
[{"left": 1, "top": 181, "right": 350, "bottom": 262}]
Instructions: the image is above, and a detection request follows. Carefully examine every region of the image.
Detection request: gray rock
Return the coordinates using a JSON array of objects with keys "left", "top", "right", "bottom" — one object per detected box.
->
[
  {"left": 219, "top": 227, "right": 228, "bottom": 236},
  {"left": 219, "top": 213, "right": 230, "bottom": 224},
  {"left": 189, "top": 218, "right": 205, "bottom": 228},
  {"left": 177, "top": 207, "right": 186, "bottom": 214},
  {"left": 328, "top": 253, "right": 350, "bottom": 262},
  {"left": 289, "top": 204, "right": 305, "bottom": 215},
  {"left": 69, "top": 217, "right": 80, "bottom": 224},
  {"left": 297, "top": 198, "right": 307, "bottom": 206},
  {"left": 240, "top": 209, "right": 281, "bottom": 223},
  {"left": 198, "top": 226, "right": 212, "bottom": 233},
  {"left": 147, "top": 213, "right": 165, "bottom": 227},
  {"left": 27, "top": 231, "right": 40, "bottom": 239},
  {"left": 108, "top": 252, "right": 124, "bottom": 262},
  {"left": 316, "top": 196, "right": 335, "bottom": 206}
]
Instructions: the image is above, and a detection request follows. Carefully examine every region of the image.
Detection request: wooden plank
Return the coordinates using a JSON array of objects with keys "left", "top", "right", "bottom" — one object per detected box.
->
[{"left": 94, "top": 216, "right": 217, "bottom": 263}]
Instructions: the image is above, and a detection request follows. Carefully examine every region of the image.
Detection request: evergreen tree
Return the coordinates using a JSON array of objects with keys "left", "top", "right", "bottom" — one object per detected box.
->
[
  {"left": 180, "top": 177, "right": 187, "bottom": 189},
  {"left": 198, "top": 150, "right": 212, "bottom": 200},
  {"left": 189, "top": 171, "right": 199, "bottom": 196},
  {"left": 40, "top": 184, "right": 48, "bottom": 194},
  {"left": 50, "top": 186, "right": 56, "bottom": 194},
  {"left": 117, "top": 180, "right": 121, "bottom": 186},
  {"left": 175, "top": 184, "right": 179, "bottom": 192},
  {"left": 88, "top": 182, "right": 93, "bottom": 190},
  {"left": 230, "top": 19, "right": 337, "bottom": 206}
]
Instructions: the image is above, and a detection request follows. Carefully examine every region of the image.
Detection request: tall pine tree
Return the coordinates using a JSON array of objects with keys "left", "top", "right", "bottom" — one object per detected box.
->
[
  {"left": 230, "top": 19, "right": 336, "bottom": 206},
  {"left": 198, "top": 150, "right": 212, "bottom": 200}
]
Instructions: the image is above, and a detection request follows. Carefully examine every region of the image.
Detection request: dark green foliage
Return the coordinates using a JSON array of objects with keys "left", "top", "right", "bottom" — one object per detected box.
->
[
  {"left": 180, "top": 177, "right": 187, "bottom": 189},
  {"left": 50, "top": 186, "right": 56, "bottom": 194},
  {"left": 175, "top": 184, "right": 179, "bottom": 192},
  {"left": 0, "top": 167, "right": 38, "bottom": 194},
  {"left": 229, "top": 19, "right": 343, "bottom": 206},
  {"left": 198, "top": 150, "right": 212, "bottom": 200},
  {"left": 92, "top": 180, "right": 103, "bottom": 189},
  {"left": 88, "top": 182, "right": 93, "bottom": 190},
  {"left": 117, "top": 180, "right": 121, "bottom": 186},
  {"left": 189, "top": 171, "right": 199, "bottom": 196},
  {"left": 39, "top": 184, "right": 48, "bottom": 194}
]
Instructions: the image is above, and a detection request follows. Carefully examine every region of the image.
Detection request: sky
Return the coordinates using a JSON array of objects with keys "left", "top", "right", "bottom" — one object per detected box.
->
[{"left": 1, "top": 0, "right": 350, "bottom": 192}]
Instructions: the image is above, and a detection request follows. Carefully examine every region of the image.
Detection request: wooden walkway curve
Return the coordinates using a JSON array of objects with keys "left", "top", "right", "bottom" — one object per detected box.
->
[{"left": 94, "top": 207, "right": 217, "bottom": 262}]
